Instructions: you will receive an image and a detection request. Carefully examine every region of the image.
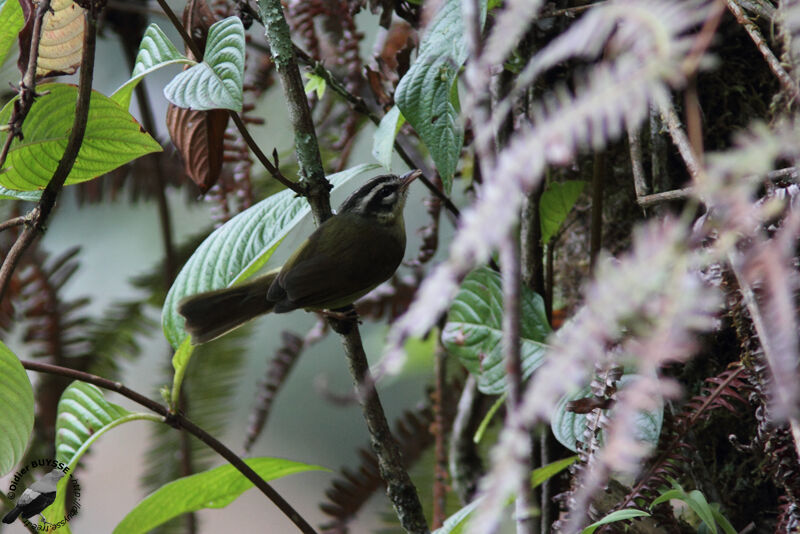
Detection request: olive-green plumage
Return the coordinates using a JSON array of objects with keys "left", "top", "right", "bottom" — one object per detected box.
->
[{"left": 178, "top": 170, "right": 420, "bottom": 344}]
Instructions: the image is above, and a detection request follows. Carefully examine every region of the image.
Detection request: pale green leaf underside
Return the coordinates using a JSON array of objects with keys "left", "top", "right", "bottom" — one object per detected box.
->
[
  {"left": 442, "top": 266, "right": 551, "bottom": 395},
  {"left": 0, "top": 0, "right": 24, "bottom": 68},
  {"left": 0, "top": 83, "right": 163, "bottom": 191},
  {"left": 55, "top": 381, "right": 132, "bottom": 464},
  {"left": 164, "top": 16, "right": 245, "bottom": 111},
  {"left": 581, "top": 509, "right": 651, "bottom": 534},
  {"left": 372, "top": 105, "right": 405, "bottom": 171},
  {"left": 551, "top": 374, "right": 664, "bottom": 453},
  {"left": 111, "top": 23, "right": 192, "bottom": 110},
  {"left": 113, "top": 457, "right": 328, "bottom": 534},
  {"left": 0, "top": 341, "right": 34, "bottom": 476},
  {"left": 162, "top": 163, "right": 380, "bottom": 348}
]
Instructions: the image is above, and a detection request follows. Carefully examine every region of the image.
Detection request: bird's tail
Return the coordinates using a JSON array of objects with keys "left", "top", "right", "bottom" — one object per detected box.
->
[
  {"left": 178, "top": 270, "right": 279, "bottom": 344},
  {"left": 3, "top": 507, "right": 21, "bottom": 524}
]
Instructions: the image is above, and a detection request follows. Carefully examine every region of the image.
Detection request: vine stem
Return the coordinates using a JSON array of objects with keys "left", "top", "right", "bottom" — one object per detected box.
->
[
  {"left": 20, "top": 359, "right": 318, "bottom": 534},
  {"left": 0, "top": 1, "right": 94, "bottom": 302}
]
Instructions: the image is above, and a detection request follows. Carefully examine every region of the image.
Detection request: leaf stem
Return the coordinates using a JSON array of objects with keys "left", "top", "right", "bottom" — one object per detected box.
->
[{"left": 20, "top": 359, "right": 319, "bottom": 534}]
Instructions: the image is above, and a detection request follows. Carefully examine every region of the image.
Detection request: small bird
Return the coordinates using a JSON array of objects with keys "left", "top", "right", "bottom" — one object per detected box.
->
[
  {"left": 179, "top": 170, "right": 421, "bottom": 344},
  {"left": 2, "top": 469, "right": 66, "bottom": 524}
]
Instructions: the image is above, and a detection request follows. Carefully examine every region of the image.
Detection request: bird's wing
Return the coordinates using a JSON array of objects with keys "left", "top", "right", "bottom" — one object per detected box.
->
[
  {"left": 16, "top": 488, "right": 37, "bottom": 506},
  {"left": 28, "top": 474, "right": 60, "bottom": 494},
  {"left": 271, "top": 217, "right": 403, "bottom": 310}
]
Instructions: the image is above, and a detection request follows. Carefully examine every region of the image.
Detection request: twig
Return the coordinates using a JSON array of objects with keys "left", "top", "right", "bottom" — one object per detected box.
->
[
  {"left": 540, "top": 2, "right": 603, "bottom": 19},
  {"left": 0, "top": 0, "right": 52, "bottom": 170},
  {"left": 432, "top": 338, "right": 448, "bottom": 529},
  {"left": 255, "top": 1, "right": 428, "bottom": 531},
  {"left": 20, "top": 360, "right": 318, "bottom": 534},
  {"left": 726, "top": 0, "right": 800, "bottom": 103},
  {"left": 589, "top": 153, "right": 605, "bottom": 269},
  {"left": 501, "top": 230, "right": 535, "bottom": 534},
  {"left": 153, "top": 0, "right": 304, "bottom": 196},
  {"left": 628, "top": 128, "right": 649, "bottom": 201},
  {"left": 0, "top": 215, "right": 28, "bottom": 234},
  {"left": 0, "top": 1, "right": 94, "bottom": 302},
  {"left": 448, "top": 375, "right": 484, "bottom": 504},
  {"left": 659, "top": 101, "right": 703, "bottom": 181},
  {"left": 637, "top": 187, "right": 694, "bottom": 207}
]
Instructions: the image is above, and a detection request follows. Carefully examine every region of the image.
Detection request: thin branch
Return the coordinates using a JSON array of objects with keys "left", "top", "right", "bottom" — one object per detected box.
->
[
  {"left": 0, "top": 216, "right": 28, "bottom": 234},
  {"left": 628, "top": 128, "right": 649, "bottom": 201},
  {"left": 20, "top": 360, "right": 318, "bottom": 534},
  {"left": 0, "top": 0, "right": 52, "bottom": 170},
  {"left": 154, "top": 0, "right": 304, "bottom": 195},
  {"left": 726, "top": 0, "right": 800, "bottom": 103},
  {"left": 589, "top": 153, "right": 605, "bottom": 269},
  {"left": 501, "top": 230, "right": 535, "bottom": 534},
  {"left": 659, "top": 101, "right": 703, "bottom": 181},
  {"left": 0, "top": 1, "right": 95, "bottom": 302},
  {"left": 637, "top": 187, "right": 694, "bottom": 207},
  {"left": 432, "top": 338, "right": 448, "bottom": 529},
  {"left": 255, "top": 1, "right": 428, "bottom": 531}
]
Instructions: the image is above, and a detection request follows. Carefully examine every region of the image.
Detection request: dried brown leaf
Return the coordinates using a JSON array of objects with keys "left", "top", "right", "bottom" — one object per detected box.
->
[
  {"left": 18, "top": 0, "right": 85, "bottom": 78},
  {"left": 166, "top": 104, "right": 229, "bottom": 193}
]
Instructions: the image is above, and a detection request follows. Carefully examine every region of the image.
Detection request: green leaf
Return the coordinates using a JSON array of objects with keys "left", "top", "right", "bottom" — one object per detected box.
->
[
  {"left": 372, "top": 105, "right": 405, "bottom": 171},
  {"left": 55, "top": 381, "right": 132, "bottom": 464},
  {"left": 710, "top": 504, "right": 737, "bottom": 534},
  {"left": 162, "top": 163, "right": 380, "bottom": 348},
  {"left": 303, "top": 72, "right": 327, "bottom": 99},
  {"left": 0, "top": 185, "right": 40, "bottom": 201},
  {"left": 685, "top": 490, "right": 718, "bottom": 534},
  {"left": 531, "top": 455, "right": 578, "bottom": 488},
  {"left": 111, "top": 23, "right": 192, "bottom": 110},
  {"left": 442, "top": 266, "right": 551, "bottom": 394},
  {"left": 113, "top": 457, "right": 328, "bottom": 534},
  {"left": 0, "top": 83, "right": 163, "bottom": 191},
  {"left": 473, "top": 392, "right": 506, "bottom": 443},
  {"left": 0, "top": 0, "right": 24, "bottom": 68},
  {"left": 0, "top": 341, "right": 34, "bottom": 476},
  {"left": 551, "top": 374, "right": 663, "bottom": 453},
  {"left": 433, "top": 498, "right": 483, "bottom": 534},
  {"left": 395, "top": 0, "right": 486, "bottom": 192},
  {"left": 540, "top": 180, "right": 585, "bottom": 244},
  {"left": 580, "top": 509, "right": 651, "bottom": 534},
  {"left": 164, "top": 16, "right": 245, "bottom": 111}
]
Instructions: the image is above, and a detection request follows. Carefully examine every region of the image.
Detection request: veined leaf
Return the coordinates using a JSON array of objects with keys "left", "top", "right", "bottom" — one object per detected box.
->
[
  {"left": 162, "top": 163, "right": 381, "bottom": 348},
  {"left": 540, "top": 180, "right": 585, "bottom": 244},
  {"left": 372, "top": 105, "right": 405, "bottom": 171},
  {"left": 17, "top": 0, "right": 84, "bottom": 78},
  {"left": 0, "top": 83, "right": 162, "bottom": 191},
  {"left": 395, "top": 0, "right": 486, "bottom": 192},
  {"left": 0, "top": 0, "right": 24, "bottom": 68},
  {"left": 0, "top": 185, "right": 40, "bottom": 201},
  {"left": 0, "top": 341, "right": 34, "bottom": 476},
  {"left": 164, "top": 16, "right": 245, "bottom": 111},
  {"left": 442, "top": 266, "right": 551, "bottom": 394},
  {"left": 113, "top": 457, "right": 328, "bottom": 534},
  {"left": 111, "top": 23, "right": 192, "bottom": 110},
  {"left": 54, "top": 381, "right": 132, "bottom": 465},
  {"left": 551, "top": 374, "right": 663, "bottom": 453}
]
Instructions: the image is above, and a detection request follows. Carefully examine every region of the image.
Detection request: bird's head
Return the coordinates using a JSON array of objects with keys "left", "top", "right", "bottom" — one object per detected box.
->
[{"left": 338, "top": 170, "right": 421, "bottom": 225}]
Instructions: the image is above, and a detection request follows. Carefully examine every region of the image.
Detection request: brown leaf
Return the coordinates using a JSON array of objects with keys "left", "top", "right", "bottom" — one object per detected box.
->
[
  {"left": 166, "top": 104, "right": 229, "bottom": 193},
  {"left": 183, "top": 0, "right": 218, "bottom": 60},
  {"left": 18, "top": 0, "right": 85, "bottom": 78}
]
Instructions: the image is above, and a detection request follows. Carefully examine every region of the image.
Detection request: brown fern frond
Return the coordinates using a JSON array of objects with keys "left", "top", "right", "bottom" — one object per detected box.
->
[
  {"left": 319, "top": 407, "right": 438, "bottom": 533},
  {"left": 243, "top": 320, "right": 328, "bottom": 452},
  {"left": 354, "top": 271, "right": 421, "bottom": 322}
]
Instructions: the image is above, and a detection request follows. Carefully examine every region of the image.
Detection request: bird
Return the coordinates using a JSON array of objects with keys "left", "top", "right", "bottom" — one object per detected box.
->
[
  {"left": 2, "top": 469, "right": 66, "bottom": 524},
  {"left": 178, "top": 170, "right": 421, "bottom": 344}
]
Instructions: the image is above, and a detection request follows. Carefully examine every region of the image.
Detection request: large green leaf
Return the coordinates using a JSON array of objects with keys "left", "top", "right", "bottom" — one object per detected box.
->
[
  {"left": 0, "top": 341, "right": 34, "bottom": 476},
  {"left": 551, "top": 374, "right": 664, "bottom": 453},
  {"left": 395, "top": 0, "right": 485, "bottom": 192},
  {"left": 580, "top": 509, "right": 651, "bottom": 534},
  {"left": 164, "top": 16, "right": 245, "bottom": 111},
  {"left": 0, "top": 0, "right": 23, "bottom": 68},
  {"left": 113, "top": 457, "right": 328, "bottom": 534},
  {"left": 442, "top": 266, "right": 551, "bottom": 395},
  {"left": 540, "top": 180, "right": 585, "bottom": 244},
  {"left": 162, "top": 163, "right": 380, "bottom": 348},
  {"left": 0, "top": 186, "right": 41, "bottom": 201},
  {"left": 0, "top": 83, "right": 163, "bottom": 191},
  {"left": 111, "top": 23, "right": 192, "bottom": 110},
  {"left": 45, "top": 381, "right": 152, "bottom": 529}
]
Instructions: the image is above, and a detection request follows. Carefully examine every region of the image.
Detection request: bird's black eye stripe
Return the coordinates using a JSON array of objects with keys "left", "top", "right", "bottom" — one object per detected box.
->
[{"left": 375, "top": 185, "right": 398, "bottom": 199}]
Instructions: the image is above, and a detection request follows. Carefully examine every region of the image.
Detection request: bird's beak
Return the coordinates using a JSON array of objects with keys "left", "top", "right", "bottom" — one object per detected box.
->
[{"left": 400, "top": 169, "right": 422, "bottom": 190}]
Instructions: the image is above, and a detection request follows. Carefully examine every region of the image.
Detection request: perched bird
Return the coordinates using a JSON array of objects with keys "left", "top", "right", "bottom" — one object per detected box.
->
[
  {"left": 2, "top": 469, "right": 66, "bottom": 524},
  {"left": 179, "top": 170, "right": 421, "bottom": 344}
]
